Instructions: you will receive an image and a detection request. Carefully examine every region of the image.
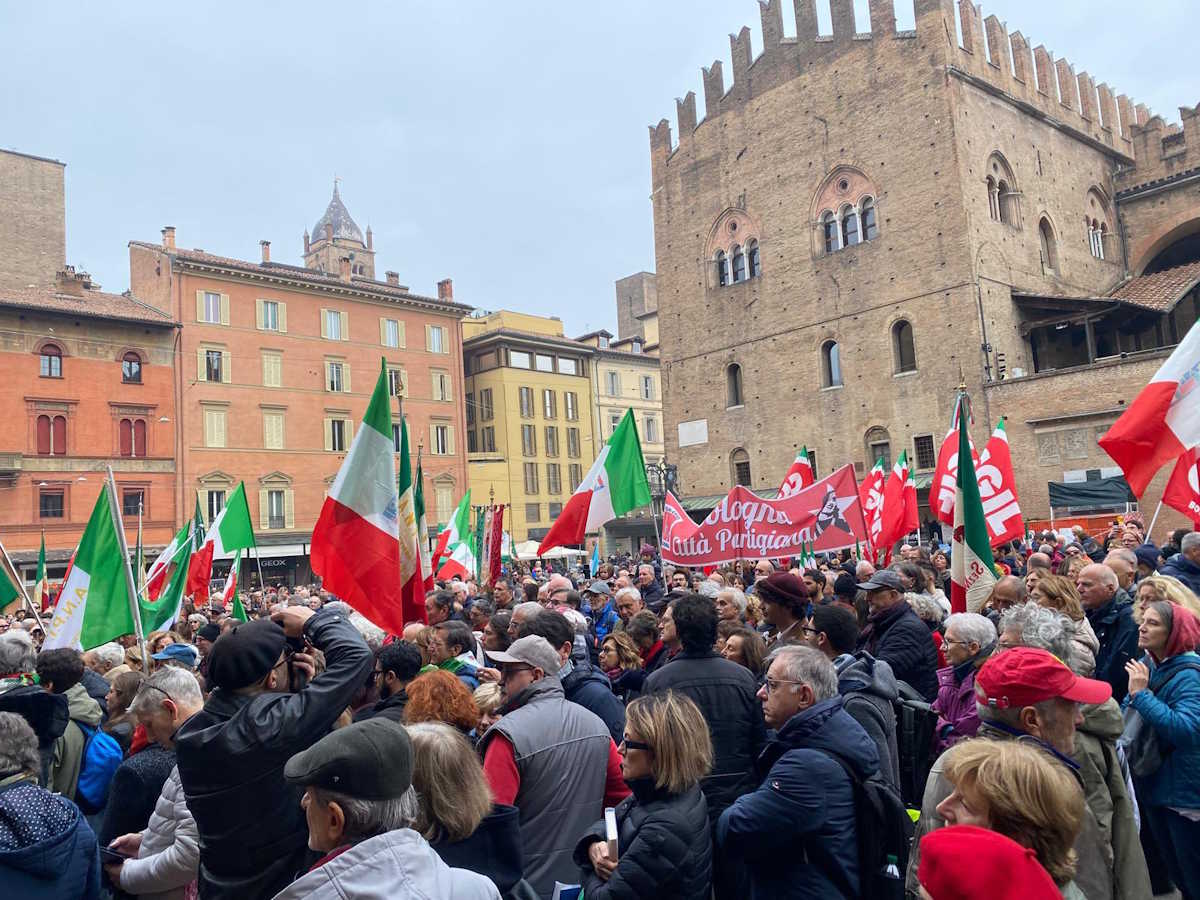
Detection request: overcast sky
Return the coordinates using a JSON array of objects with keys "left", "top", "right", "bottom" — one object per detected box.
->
[{"left": 2, "top": 1, "right": 1191, "bottom": 336}]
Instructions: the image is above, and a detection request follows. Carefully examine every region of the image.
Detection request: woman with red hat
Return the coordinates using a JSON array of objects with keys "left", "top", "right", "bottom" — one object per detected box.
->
[
  {"left": 1123, "top": 601, "right": 1200, "bottom": 899},
  {"left": 917, "top": 825, "right": 1063, "bottom": 899}
]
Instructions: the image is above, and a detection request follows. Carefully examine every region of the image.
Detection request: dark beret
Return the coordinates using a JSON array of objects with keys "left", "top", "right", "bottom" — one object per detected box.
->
[
  {"left": 284, "top": 717, "right": 413, "bottom": 800},
  {"left": 205, "top": 619, "right": 287, "bottom": 691},
  {"left": 757, "top": 572, "right": 809, "bottom": 610}
]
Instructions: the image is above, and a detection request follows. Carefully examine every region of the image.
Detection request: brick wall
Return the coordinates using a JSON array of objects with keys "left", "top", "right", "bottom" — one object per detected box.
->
[{"left": 0, "top": 150, "right": 65, "bottom": 290}]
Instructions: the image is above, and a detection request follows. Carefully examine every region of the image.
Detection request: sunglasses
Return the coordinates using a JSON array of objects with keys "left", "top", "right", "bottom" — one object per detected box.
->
[{"left": 619, "top": 737, "right": 651, "bottom": 752}]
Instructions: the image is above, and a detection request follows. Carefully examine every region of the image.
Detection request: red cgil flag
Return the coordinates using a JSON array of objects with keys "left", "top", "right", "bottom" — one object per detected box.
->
[
  {"left": 878, "top": 451, "right": 919, "bottom": 551},
  {"left": 1163, "top": 447, "right": 1200, "bottom": 527}
]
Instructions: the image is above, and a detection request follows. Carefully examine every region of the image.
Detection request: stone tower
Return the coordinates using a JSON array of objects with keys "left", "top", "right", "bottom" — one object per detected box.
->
[{"left": 303, "top": 180, "right": 375, "bottom": 279}]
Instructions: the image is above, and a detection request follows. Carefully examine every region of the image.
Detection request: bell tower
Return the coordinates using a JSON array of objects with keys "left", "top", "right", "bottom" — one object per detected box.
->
[{"left": 303, "top": 179, "right": 375, "bottom": 279}]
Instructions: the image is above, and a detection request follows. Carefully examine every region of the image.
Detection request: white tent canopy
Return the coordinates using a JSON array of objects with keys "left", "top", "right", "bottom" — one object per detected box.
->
[{"left": 515, "top": 540, "right": 586, "bottom": 561}]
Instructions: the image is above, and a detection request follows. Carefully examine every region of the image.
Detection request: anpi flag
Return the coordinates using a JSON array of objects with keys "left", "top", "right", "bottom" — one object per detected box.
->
[
  {"left": 1163, "top": 447, "right": 1200, "bottom": 526},
  {"left": 538, "top": 409, "right": 651, "bottom": 555},
  {"left": 777, "top": 447, "right": 815, "bottom": 498},
  {"left": 951, "top": 401, "right": 996, "bottom": 614},
  {"left": 434, "top": 491, "right": 476, "bottom": 581},
  {"left": 311, "top": 362, "right": 406, "bottom": 635},
  {"left": 42, "top": 486, "right": 134, "bottom": 650},
  {"left": 1099, "top": 319, "right": 1200, "bottom": 496}
]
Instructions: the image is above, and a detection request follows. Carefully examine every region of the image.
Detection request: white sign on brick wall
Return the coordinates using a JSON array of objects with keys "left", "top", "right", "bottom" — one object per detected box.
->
[{"left": 678, "top": 419, "right": 708, "bottom": 447}]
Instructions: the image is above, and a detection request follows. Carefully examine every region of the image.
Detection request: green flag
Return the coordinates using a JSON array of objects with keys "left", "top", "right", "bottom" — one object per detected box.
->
[
  {"left": 42, "top": 486, "right": 135, "bottom": 650},
  {"left": 950, "top": 397, "right": 997, "bottom": 613},
  {"left": 0, "top": 558, "right": 19, "bottom": 609},
  {"left": 34, "top": 532, "right": 47, "bottom": 610},
  {"left": 140, "top": 523, "right": 192, "bottom": 633},
  {"left": 133, "top": 505, "right": 144, "bottom": 596}
]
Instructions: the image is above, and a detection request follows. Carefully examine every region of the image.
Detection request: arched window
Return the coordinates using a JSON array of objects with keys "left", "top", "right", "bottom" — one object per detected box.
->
[
  {"left": 119, "top": 418, "right": 132, "bottom": 457},
  {"left": 726, "top": 363, "right": 744, "bottom": 407},
  {"left": 747, "top": 239, "right": 761, "bottom": 278},
  {"left": 122, "top": 352, "right": 142, "bottom": 383},
  {"left": 986, "top": 153, "right": 1020, "bottom": 227},
  {"left": 731, "top": 449, "right": 752, "bottom": 487},
  {"left": 731, "top": 245, "right": 746, "bottom": 282},
  {"left": 40, "top": 344, "right": 62, "bottom": 378},
  {"left": 1085, "top": 188, "right": 1111, "bottom": 262},
  {"left": 119, "top": 418, "right": 147, "bottom": 458},
  {"left": 865, "top": 426, "right": 892, "bottom": 471},
  {"left": 892, "top": 320, "right": 917, "bottom": 373},
  {"left": 38, "top": 414, "right": 67, "bottom": 456},
  {"left": 821, "top": 341, "right": 843, "bottom": 388},
  {"left": 861, "top": 198, "right": 878, "bottom": 241},
  {"left": 841, "top": 206, "right": 860, "bottom": 247},
  {"left": 716, "top": 251, "right": 729, "bottom": 287},
  {"left": 1039, "top": 217, "right": 1058, "bottom": 273},
  {"left": 823, "top": 212, "right": 839, "bottom": 254},
  {"left": 987, "top": 176, "right": 999, "bottom": 221},
  {"left": 996, "top": 181, "right": 1011, "bottom": 225}
]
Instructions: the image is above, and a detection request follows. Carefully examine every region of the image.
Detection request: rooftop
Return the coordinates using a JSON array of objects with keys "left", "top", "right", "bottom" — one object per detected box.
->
[
  {"left": 310, "top": 182, "right": 365, "bottom": 246},
  {"left": 1107, "top": 260, "right": 1200, "bottom": 312},
  {"left": 0, "top": 284, "right": 175, "bottom": 326}
]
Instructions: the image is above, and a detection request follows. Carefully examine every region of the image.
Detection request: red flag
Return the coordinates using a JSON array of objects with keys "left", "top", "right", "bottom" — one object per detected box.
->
[
  {"left": 1163, "top": 447, "right": 1200, "bottom": 526},
  {"left": 1099, "top": 320, "right": 1200, "bottom": 496},
  {"left": 858, "top": 458, "right": 886, "bottom": 553},
  {"left": 878, "top": 452, "right": 919, "bottom": 550},
  {"left": 777, "top": 447, "right": 815, "bottom": 498},
  {"left": 185, "top": 541, "right": 214, "bottom": 600},
  {"left": 485, "top": 505, "right": 504, "bottom": 586},
  {"left": 976, "top": 420, "right": 1025, "bottom": 546}
]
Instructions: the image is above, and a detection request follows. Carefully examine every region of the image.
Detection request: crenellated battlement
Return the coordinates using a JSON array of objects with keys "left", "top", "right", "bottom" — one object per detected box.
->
[
  {"left": 649, "top": 0, "right": 1159, "bottom": 175},
  {"left": 1116, "top": 102, "right": 1200, "bottom": 195}
]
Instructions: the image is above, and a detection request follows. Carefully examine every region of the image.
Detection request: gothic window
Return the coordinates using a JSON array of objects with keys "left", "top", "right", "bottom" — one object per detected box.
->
[
  {"left": 823, "top": 212, "right": 839, "bottom": 254},
  {"left": 726, "top": 364, "right": 744, "bottom": 407},
  {"left": 1039, "top": 217, "right": 1059, "bottom": 274},
  {"left": 1085, "top": 189, "right": 1111, "bottom": 261},
  {"left": 731, "top": 449, "right": 752, "bottom": 487},
  {"left": 731, "top": 245, "right": 746, "bottom": 282},
  {"left": 841, "top": 206, "right": 860, "bottom": 247},
  {"left": 747, "top": 239, "right": 761, "bottom": 277},
  {"left": 892, "top": 320, "right": 917, "bottom": 373},
  {"left": 821, "top": 341, "right": 843, "bottom": 388},
  {"left": 40, "top": 344, "right": 62, "bottom": 378},
  {"left": 716, "top": 251, "right": 729, "bottom": 287},
  {"left": 861, "top": 198, "right": 878, "bottom": 241}
]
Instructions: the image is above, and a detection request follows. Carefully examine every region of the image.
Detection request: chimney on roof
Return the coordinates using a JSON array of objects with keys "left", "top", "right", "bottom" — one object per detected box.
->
[
  {"left": 437, "top": 278, "right": 454, "bottom": 301},
  {"left": 339, "top": 256, "right": 352, "bottom": 282},
  {"left": 162, "top": 226, "right": 176, "bottom": 250},
  {"left": 260, "top": 240, "right": 271, "bottom": 263},
  {"left": 385, "top": 271, "right": 400, "bottom": 286}
]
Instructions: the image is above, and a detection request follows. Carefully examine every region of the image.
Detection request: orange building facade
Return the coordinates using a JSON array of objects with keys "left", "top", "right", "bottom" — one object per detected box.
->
[
  {"left": 0, "top": 149, "right": 179, "bottom": 590},
  {"left": 128, "top": 187, "right": 470, "bottom": 584}
]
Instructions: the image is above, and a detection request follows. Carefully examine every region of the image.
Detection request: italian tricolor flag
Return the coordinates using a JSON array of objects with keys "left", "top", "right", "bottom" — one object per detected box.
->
[
  {"left": 311, "top": 361, "right": 407, "bottom": 635},
  {"left": 434, "top": 490, "right": 476, "bottom": 581},
  {"left": 140, "top": 521, "right": 193, "bottom": 633},
  {"left": 33, "top": 534, "right": 47, "bottom": 611},
  {"left": 42, "top": 485, "right": 135, "bottom": 650},
  {"left": 538, "top": 409, "right": 651, "bottom": 555},
  {"left": 396, "top": 418, "right": 425, "bottom": 623},
  {"left": 187, "top": 483, "right": 256, "bottom": 601},
  {"left": 951, "top": 399, "right": 996, "bottom": 614}
]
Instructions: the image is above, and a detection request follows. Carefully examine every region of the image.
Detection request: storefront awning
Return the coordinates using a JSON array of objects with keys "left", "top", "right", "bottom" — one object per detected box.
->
[{"left": 1047, "top": 476, "right": 1135, "bottom": 510}]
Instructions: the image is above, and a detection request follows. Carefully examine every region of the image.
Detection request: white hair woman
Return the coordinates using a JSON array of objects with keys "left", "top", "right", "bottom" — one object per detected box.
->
[{"left": 932, "top": 612, "right": 995, "bottom": 752}]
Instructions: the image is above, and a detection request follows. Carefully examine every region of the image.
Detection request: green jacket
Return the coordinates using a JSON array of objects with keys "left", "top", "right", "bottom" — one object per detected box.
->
[
  {"left": 1075, "top": 699, "right": 1152, "bottom": 900},
  {"left": 48, "top": 683, "right": 103, "bottom": 802}
]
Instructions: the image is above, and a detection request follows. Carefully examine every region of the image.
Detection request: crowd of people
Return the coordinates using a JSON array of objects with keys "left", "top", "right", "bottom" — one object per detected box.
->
[{"left": 0, "top": 523, "right": 1198, "bottom": 899}]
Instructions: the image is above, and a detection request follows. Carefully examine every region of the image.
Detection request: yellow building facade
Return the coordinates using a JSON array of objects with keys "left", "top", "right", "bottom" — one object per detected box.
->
[{"left": 462, "top": 311, "right": 597, "bottom": 543}]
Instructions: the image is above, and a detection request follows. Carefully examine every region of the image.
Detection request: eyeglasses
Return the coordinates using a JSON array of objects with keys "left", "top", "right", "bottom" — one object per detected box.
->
[
  {"left": 763, "top": 678, "right": 804, "bottom": 695},
  {"left": 800, "top": 626, "right": 819, "bottom": 636},
  {"left": 501, "top": 665, "right": 533, "bottom": 682},
  {"left": 136, "top": 681, "right": 177, "bottom": 705},
  {"left": 619, "top": 737, "right": 651, "bottom": 752}
]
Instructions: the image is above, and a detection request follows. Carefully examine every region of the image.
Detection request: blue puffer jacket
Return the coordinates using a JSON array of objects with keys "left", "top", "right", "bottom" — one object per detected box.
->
[
  {"left": 0, "top": 777, "right": 100, "bottom": 900},
  {"left": 716, "top": 696, "right": 879, "bottom": 900},
  {"left": 561, "top": 661, "right": 626, "bottom": 745},
  {"left": 1160, "top": 554, "right": 1200, "bottom": 596},
  {"left": 1124, "top": 651, "right": 1200, "bottom": 809}
]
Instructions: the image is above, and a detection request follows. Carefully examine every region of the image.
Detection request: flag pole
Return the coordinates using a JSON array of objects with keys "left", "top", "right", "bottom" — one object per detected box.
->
[
  {"left": 106, "top": 466, "right": 146, "bottom": 664},
  {"left": 1146, "top": 500, "right": 1164, "bottom": 542},
  {"left": 0, "top": 538, "right": 45, "bottom": 632}
]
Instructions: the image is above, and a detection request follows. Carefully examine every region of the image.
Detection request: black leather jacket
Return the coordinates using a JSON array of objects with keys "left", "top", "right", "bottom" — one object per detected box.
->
[{"left": 174, "top": 609, "right": 372, "bottom": 900}]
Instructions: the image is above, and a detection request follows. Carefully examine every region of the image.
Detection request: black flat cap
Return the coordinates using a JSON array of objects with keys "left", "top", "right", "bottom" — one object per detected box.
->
[
  {"left": 205, "top": 619, "right": 287, "bottom": 691},
  {"left": 284, "top": 718, "right": 413, "bottom": 800},
  {"left": 196, "top": 624, "right": 221, "bottom": 643}
]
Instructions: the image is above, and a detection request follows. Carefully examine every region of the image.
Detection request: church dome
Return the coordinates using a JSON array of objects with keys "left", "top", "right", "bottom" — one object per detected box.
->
[{"left": 311, "top": 182, "right": 365, "bottom": 246}]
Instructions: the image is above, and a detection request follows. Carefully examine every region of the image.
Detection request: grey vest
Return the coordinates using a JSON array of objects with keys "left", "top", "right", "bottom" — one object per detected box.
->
[{"left": 481, "top": 677, "right": 612, "bottom": 899}]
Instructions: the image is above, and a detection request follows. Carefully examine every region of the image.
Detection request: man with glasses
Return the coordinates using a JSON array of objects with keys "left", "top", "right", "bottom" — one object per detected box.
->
[
  {"left": 717, "top": 645, "right": 879, "bottom": 898},
  {"left": 174, "top": 604, "right": 372, "bottom": 900},
  {"left": 478, "top": 635, "right": 628, "bottom": 898},
  {"left": 354, "top": 641, "right": 422, "bottom": 724},
  {"left": 104, "top": 667, "right": 204, "bottom": 898}
]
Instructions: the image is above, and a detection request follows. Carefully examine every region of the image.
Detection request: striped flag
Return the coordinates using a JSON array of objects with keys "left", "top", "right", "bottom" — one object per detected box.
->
[
  {"left": 33, "top": 533, "right": 47, "bottom": 611},
  {"left": 311, "top": 361, "right": 407, "bottom": 634},
  {"left": 951, "top": 398, "right": 997, "bottom": 614}
]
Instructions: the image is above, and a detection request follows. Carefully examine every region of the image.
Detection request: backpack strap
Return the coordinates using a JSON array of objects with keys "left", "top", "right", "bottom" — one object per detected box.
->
[{"left": 808, "top": 749, "right": 865, "bottom": 900}]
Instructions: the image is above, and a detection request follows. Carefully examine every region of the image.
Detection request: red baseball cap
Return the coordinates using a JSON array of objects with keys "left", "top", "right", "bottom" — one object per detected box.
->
[
  {"left": 919, "top": 825, "right": 1061, "bottom": 899},
  {"left": 975, "top": 646, "right": 1111, "bottom": 709}
]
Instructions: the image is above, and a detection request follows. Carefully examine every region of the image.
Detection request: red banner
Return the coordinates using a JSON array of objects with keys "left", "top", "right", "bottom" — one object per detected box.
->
[
  {"left": 1163, "top": 448, "right": 1200, "bottom": 526},
  {"left": 932, "top": 424, "right": 1023, "bottom": 547},
  {"left": 661, "top": 465, "right": 869, "bottom": 566}
]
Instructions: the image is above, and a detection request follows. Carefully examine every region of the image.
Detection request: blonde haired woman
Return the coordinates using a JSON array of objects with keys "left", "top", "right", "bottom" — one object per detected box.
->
[
  {"left": 408, "top": 721, "right": 536, "bottom": 898},
  {"left": 1031, "top": 574, "right": 1099, "bottom": 677},
  {"left": 1133, "top": 574, "right": 1200, "bottom": 623},
  {"left": 936, "top": 739, "right": 1086, "bottom": 897},
  {"left": 574, "top": 691, "right": 714, "bottom": 898}
]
